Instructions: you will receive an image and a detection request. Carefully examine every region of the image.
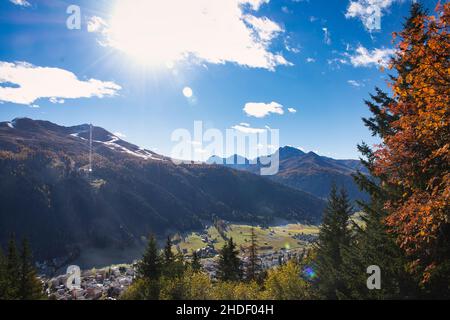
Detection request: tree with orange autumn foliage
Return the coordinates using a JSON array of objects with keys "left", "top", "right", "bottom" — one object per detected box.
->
[{"left": 358, "top": 2, "right": 449, "bottom": 296}]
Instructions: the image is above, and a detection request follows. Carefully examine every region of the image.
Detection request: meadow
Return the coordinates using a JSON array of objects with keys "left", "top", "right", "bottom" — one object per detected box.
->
[{"left": 173, "top": 223, "right": 320, "bottom": 254}]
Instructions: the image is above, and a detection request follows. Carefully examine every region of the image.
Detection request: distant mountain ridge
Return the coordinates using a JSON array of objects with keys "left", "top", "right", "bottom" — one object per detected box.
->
[
  {"left": 207, "top": 146, "right": 369, "bottom": 202},
  {"left": 0, "top": 118, "right": 325, "bottom": 263}
]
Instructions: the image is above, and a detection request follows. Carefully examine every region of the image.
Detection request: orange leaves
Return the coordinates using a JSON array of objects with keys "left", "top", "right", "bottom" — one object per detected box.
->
[{"left": 372, "top": 4, "right": 450, "bottom": 282}]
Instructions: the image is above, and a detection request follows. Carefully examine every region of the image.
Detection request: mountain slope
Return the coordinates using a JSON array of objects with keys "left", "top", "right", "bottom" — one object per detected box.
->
[
  {"left": 208, "top": 146, "right": 369, "bottom": 202},
  {"left": 0, "top": 119, "right": 325, "bottom": 261}
]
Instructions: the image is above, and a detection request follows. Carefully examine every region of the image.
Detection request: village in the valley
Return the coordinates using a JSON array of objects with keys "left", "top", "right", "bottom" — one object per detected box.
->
[{"left": 44, "top": 222, "right": 319, "bottom": 300}]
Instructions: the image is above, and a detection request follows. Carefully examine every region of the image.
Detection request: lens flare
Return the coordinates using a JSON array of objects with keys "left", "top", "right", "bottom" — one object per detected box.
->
[
  {"left": 183, "top": 87, "right": 193, "bottom": 98},
  {"left": 303, "top": 266, "right": 317, "bottom": 281}
]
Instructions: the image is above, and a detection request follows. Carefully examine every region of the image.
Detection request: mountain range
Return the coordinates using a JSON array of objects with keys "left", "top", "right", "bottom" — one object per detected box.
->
[
  {"left": 0, "top": 118, "right": 325, "bottom": 263},
  {"left": 208, "top": 146, "right": 369, "bottom": 202}
]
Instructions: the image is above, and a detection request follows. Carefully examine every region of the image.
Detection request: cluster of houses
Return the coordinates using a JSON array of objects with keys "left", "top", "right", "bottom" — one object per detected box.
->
[
  {"left": 43, "top": 245, "right": 307, "bottom": 299},
  {"left": 293, "top": 233, "right": 319, "bottom": 243},
  {"left": 42, "top": 225, "right": 318, "bottom": 299},
  {"left": 200, "top": 259, "right": 218, "bottom": 278},
  {"left": 194, "top": 243, "right": 218, "bottom": 258},
  {"left": 246, "top": 247, "right": 308, "bottom": 270},
  {"left": 45, "top": 265, "right": 135, "bottom": 300},
  {"left": 184, "top": 224, "right": 317, "bottom": 278},
  {"left": 197, "top": 247, "right": 308, "bottom": 279}
]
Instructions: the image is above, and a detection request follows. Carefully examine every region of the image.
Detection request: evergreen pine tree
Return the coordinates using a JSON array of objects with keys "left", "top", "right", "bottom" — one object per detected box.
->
[
  {"left": 163, "top": 236, "right": 174, "bottom": 265},
  {"left": 246, "top": 227, "right": 260, "bottom": 281},
  {"left": 172, "top": 252, "right": 186, "bottom": 278},
  {"left": 344, "top": 119, "right": 418, "bottom": 300},
  {"left": 137, "top": 235, "right": 162, "bottom": 281},
  {"left": 0, "top": 246, "right": 6, "bottom": 299},
  {"left": 161, "top": 236, "right": 186, "bottom": 278},
  {"left": 217, "top": 237, "right": 241, "bottom": 282},
  {"left": 18, "top": 239, "right": 43, "bottom": 300},
  {"left": 191, "top": 251, "right": 202, "bottom": 272},
  {"left": 315, "top": 185, "right": 353, "bottom": 299},
  {"left": 340, "top": 3, "right": 429, "bottom": 299},
  {"left": 339, "top": 200, "right": 418, "bottom": 299},
  {"left": 5, "top": 235, "right": 20, "bottom": 299}
]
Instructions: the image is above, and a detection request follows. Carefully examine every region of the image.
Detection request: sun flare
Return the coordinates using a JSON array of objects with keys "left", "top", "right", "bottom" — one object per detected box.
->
[
  {"left": 107, "top": 0, "right": 288, "bottom": 69},
  {"left": 109, "top": 1, "right": 184, "bottom": 66}
]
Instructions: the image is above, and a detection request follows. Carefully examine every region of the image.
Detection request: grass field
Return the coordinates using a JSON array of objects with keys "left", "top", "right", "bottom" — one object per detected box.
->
[{"left": 173, "top": 223, "right": 320, "bottom": 254}]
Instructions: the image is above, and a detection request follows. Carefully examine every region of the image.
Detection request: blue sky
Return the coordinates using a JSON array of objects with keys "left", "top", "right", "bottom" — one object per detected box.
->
[{"left": 0, "top": 0, "right": 439, "bottom": 160}]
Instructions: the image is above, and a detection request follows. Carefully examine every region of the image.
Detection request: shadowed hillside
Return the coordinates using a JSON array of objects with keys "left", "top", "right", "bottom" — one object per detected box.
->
[{"left": 0, "top": 118, "right": 325, "bottom": 262}]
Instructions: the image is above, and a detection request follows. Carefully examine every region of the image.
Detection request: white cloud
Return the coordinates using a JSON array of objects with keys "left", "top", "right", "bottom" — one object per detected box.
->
[
  {"left": 244, "top": 14, "right": 283, "bottom": 43},
  {"left": 9, "top": 0, "right": 30, "bottom": 6},
  {"left": 348, "top": 46, "right": 395, "bottom": 67},
  {"left": 288, "top": 107, "right": 297, "bottom": 113},
  {"left": 322, "top": 28, "right": 331, "bottom": 45},
  {"left": 243, "top": 101, "right": 284, "bottom": 118},
  {"left": 93, "top": 0, "right": 290, "bottom": 71},
  {"left": 281, "top": 6, "right": 291, "bottom": 14},
  {"left": 345, "top": 0, "right": 401, "bottom": 31},
  {"left": 348, "top": 80, "right": 360, "bottom": 87},
  {"left": 87, "top": 16, "right": 108, "bottom": 34},
  {"left": 284, "top": 38, "right": 301, "bottom": 54},
  {"left": 306, "top": 57, "right": 316, "bottom": 63},
  {"left": 348, "top": 80, "right": 364, "bottom": 87},
  {"left": 0, "top": 61, "right": 121, "bottom": 105},
  {"left": 231, "top": 124, "right": 267, "bottom": 134},
  {"left": 329, "top": 58, "right": 349, "bottom": 65},
  {"left": 286, "top": 46, "right": 300, "bottom": 54},
  {"left": 244, "top": 0, "right": 270, "bottom": 10},
  {"left": 49, "top": 97, "right": 65, "bottom": 104}
]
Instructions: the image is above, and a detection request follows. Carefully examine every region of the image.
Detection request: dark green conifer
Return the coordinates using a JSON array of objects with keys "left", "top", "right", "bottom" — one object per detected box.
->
[
  {"left": 340, "top": 3, "right": 428, "bottom": 299},
  {"left": 246, "top": 227, "right": 260, "bottom": 281},
  {"left": 18, "top": 239, "right": 43, "bottom": 300},
  {"left": 163, "top": 236, "right": 174, "bottom": 265},
  {"left": 315, "top": 185, "right": 353, "bottom": 299},
  {"left": 5, "top": 236, "right": 20, "bottom": 299},
  {"left": 191, "top": 251, "right": 202, "bottom": 272},
  {"left": 217, "top": 237, "right": 241, "bottom": 282},
  {"left": 137, "top": 234, "right": 162, "bottom": 281},
  {"left": 0, "top": 246, "right": 6, "bottom": 299}
]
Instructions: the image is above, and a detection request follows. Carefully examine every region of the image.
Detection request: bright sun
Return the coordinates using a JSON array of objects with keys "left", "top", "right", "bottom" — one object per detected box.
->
[
  {"left": 109, "top": 1, "right": 184, "bottom": 66},
  {"left": 106, "top": 0, "right": 288, "bottom": 70}
]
